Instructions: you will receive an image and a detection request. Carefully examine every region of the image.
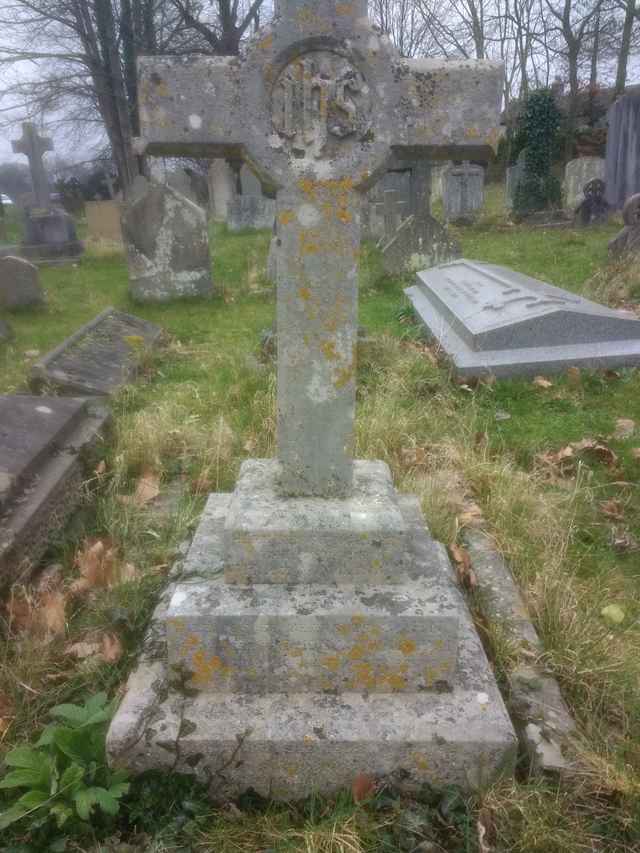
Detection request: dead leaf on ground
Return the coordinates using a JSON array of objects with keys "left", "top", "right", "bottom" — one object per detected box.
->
[
  {"left": 533, "top": 376, "right": 553, "bottom": 389},
  {"left": 101, "top": 632, "right": 124, "bottom": 663},
  {"left": 94, "top": 459, "right": 107, "bottom": 477},
  {"left": 566, "top": 366, "right": 582, "bottom": 386},
  {"left": 458, "top": 499, "right": 484, "bottom": 528},
  {"left": 352, "top": 772, "right": 376, "bottom": 803},
  {"left": 65, "top": 640, "right": 102, "bottom": 660},
  {"left": 573, "top": 438, "right": 618, "bottom": 467},
  {"left": 600, "top": 499, "right": 625, "bottom": 520},
  {"left": 119, "top": 468, "right": 161, "bottom": 508},
  {"left": 536, "top": 445, "right": 576, "bottom": 478},
  {"left": 71, "top": 539, "right": 138, "bottom": 594},
  {"left": 449, "top": 543, "right": 478, "bottom": 591},
  {"left": 401, "top": 446, "right": 428, "bottom": 468},
  {"left": 38, "top": 591, "right": 67, "bottom": 639},
  {"left": 603, "top": 369, "right": 621, "bottom": 382},
  {"left": 4, "top": 586, "right": 66, "bottom": 641},
  {"left": 612, "top": 418, "right": 636, "bottom": 441},
  {"left": 610, "top": 526, "right": 640, "bottom": 553},
  {"left": 65, "top": 632, "right": 123, "bottom": 665}
]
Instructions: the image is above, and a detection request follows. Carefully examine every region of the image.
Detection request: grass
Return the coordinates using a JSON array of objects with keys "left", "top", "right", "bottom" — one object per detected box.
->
[{"left": 1, "top": 193, "right": 640, "bottom": 852}]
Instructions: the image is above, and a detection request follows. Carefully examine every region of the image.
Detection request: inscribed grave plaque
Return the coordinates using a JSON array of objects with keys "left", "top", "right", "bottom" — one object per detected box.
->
[
  {"left": 406, "top": 259, "right": 640, "bottom": 376},
  {"left": 31, "top": 307, "right": 163, "bottom": 395}
]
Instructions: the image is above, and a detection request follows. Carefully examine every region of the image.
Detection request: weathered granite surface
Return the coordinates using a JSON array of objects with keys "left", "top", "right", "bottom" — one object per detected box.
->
[
  {"left": 380, "top": 213, "right": 460, "bottom": 275},
  {"left": 122, "top": 176, "right": 214, "bottom": 303},
  {"left": 406, "top": 258, "right": 640, "bottom": 377},
  {"left": 605, "top": 94, "right": 640, "bottom": 210},
  {"left": 227, "top": 196, "right": 275, "bottom": 231},
  {"left": 108, "top": 493, "right": 517, "bottom": 797},
  {"left": 609, "top": 193, "right": 640, "bottom": 259},
  {"left": 564, "top": 157, "right": 605, "bottom": 212},
  {"left": 0, "top": 255, "right": 44, "bottom": 310},
  {"left": 31, "top": 307, "right": 164, "bottom": 395},
  {"left": 0, "top": 396, "right": 110, "bottom": 589},
  {"left": 443, "top": 162, "right": 484, "bottom": 223}
]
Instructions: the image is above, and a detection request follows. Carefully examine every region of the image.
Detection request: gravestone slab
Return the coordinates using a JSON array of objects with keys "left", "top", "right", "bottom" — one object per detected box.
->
[
  {"left": 21, "top": 208, "right": 84, "bottom": 261},
  {"left": 227, "top": 196, "right": 276, "bottom": 231},
  {"left": 122, "top": 176, "right": 214, "bottom": 303},
  {"left": 443, "top": 162, "right": 485, "bottom": 223},
  {"left": 0, "top": 256, "right": 44, "bottom": 310},
  {"left": 505, "top": 148, "right": 526, "bottom": 211},
  {"left": 0, "top": 395, "right": 110, "bottom": 589},
  {"left": 381, "top": 213, "right": 460, "bottom": 275},
  {"left": 605, "top": 94, "right": 640, "bottom": 210},
  {"left": 564, "top": 157, "right": 605, "bottom": 212},
  {"left": 406, "top": 258, "right": 640, "bottom": 377},
  {"left": 31, "top": 307, "right": 164, "bottom": 395},
  {"left": 85, "top": 201, "right": 124, "bottom": 245},
  {"left": 609, "top": 193, "right": 640, "bottom": 259},
  {"left": 574, "top": 178, "right": 610, "bottom": 226}
]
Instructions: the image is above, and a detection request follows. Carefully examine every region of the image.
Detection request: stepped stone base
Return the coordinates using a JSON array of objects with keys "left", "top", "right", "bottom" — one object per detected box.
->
[{"left": 107, "top": 480, "right": 517, "bottom": 798}]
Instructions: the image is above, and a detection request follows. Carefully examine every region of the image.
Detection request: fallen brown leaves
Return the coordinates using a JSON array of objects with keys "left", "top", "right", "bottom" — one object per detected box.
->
[
  {"left": 612, "top": 418, "right": 636, "bottom": 441},
  {"left": 4, "top": 585, "right": 66, "bottom": 642},
  {"left": 449, "top": 543, "right": 478, "bottom": 591},
  {"left": 71, "top": 539, "right": 138, "bottom": 596},
  {"left": 533, "top": 375, "right": 554, "bottom": 389},
  {"left": 536, "top": 437, "right": 619, "bottom": 479},
  {"left": 65, "top": 631, "right": 123, "bottom": 666},
  {"left": 351, "top": 772, "right": 376, "bottom": 803},
  {"left": 118, "top": 468, "right": 160, "bottom": 508}
]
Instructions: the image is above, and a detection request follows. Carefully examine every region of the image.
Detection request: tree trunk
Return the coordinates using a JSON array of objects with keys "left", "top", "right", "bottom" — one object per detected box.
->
[{"left": 615, "top": 0, "right": 636, "bottom": 96}]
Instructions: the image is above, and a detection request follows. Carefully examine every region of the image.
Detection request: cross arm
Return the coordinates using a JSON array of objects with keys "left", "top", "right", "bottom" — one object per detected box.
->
[
  {"left": 136, "top": 55, "right": 243, "bottom": 158},
  {"left": 394, "top": 59, "right": 503, "bottom": 161}
]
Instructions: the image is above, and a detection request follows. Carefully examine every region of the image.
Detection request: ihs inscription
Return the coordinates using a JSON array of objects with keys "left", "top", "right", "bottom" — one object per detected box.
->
[{"left": 271, "top": 51, "right": 371, "bottom": 159}]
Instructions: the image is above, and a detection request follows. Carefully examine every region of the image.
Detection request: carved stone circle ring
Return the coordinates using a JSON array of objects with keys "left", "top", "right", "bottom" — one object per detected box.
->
[
  {"left": 271, "top": 50, "right": 372, "bottom": 160},
  {"left": 584, "top": 178, "right": 605, "bottom": 199}
]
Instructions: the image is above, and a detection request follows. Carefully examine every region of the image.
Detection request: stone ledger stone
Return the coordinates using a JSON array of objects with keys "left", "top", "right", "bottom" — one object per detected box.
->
[
  {"left": 0, "top": 256, "right": 44, "bottom": 310},
  {"left": 406, "top": 258, "right": 640, "bottom": 377},
  {"left": 31, "top": 307, "right": 164, "bottom": 395},
  {"left": 0, "top": 395, "right": 110, "bottom": 589},
  {"left": 122, "top": 176, "right": 214, "bottom": 303}
]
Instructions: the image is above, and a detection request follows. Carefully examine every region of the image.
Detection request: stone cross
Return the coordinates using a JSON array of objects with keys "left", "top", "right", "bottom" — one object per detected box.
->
[
  {"left": 137, "top": 0, "right": 502, "bottom": 497},
  {"left": 12, "top": 122, "right": 53, "bottom": 209}
]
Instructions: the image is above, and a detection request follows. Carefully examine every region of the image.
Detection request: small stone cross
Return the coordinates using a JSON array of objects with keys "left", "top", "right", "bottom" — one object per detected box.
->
[
  {"left": 137, "top": 0, "right": 502, "bottom": 497},
  {"left": 12, "top": 122, "right": 53, "bottom": 209}
]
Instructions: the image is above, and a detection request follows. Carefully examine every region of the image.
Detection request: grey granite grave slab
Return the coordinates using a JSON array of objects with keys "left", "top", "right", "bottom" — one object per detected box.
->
[
  {"left": 31, "top": 307, "right": 164, "bottom": 395},
  {"left": 406, "top": 259, "right": 640, "bottom": 377},
  {"left": 0, "top": 395, "right": 110, "bottom": 589}
]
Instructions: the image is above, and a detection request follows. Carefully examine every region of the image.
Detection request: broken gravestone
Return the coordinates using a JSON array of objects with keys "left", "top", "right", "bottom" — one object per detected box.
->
[
  {"left": 406, "top": 258, "right": 640, "bottom": 377},
  {"left": 122, "top": 176, "right": 214, "bottom": 303},
  {"left": 380, "top": 210, "right": 460, "bottom": 275},
  {"left": 31, "top": 307, "right": 163, "bottom": 395},
  {"left": 0, "top": 255, "right": 44, "bottom": 310},
  {"left": 0, "top": 395, "right": 109, "bottom": 589},
  {"left": 107, "top": 0, "right": 516, "bottom": 800},
  {"left": 609, "top": 193, "right": 640, "bottom": 260}
]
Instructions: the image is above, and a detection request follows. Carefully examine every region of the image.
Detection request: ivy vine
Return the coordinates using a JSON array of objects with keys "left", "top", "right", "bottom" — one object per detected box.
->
[{"left": 513, "top": 89, "right": 562, "bottom": 219}]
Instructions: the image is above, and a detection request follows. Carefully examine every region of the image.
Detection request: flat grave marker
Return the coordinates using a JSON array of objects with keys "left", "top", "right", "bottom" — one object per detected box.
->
[
  {"left": 0, "top": 395, "right": 109, "bottom": 589},
  {"left": 406, "top": 258, "right": 640, "bottom": 377},
  {"left": 31, "top": 307, "right": 163, "bottom": 395}
]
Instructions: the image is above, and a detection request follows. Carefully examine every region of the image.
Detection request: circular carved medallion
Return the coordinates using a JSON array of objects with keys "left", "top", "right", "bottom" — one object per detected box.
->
[{"left": 271, "top": 50, "right": 372, "bottom": 160}]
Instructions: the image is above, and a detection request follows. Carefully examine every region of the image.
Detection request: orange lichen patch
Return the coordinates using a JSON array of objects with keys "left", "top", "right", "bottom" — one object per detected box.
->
[
  {"left": 298, "top": 286, "right": 312, "bottom": 301},
  {"left": 352, "top": 615, "right": 365, "bottom": 626},
  {"left": 321, "top": 655, "right": 341, "bottom": 672},
  {"left": 347, "top": 644, "right": 367, "bottom": 661},
  {"left": 465, "top": 125, "right": 481, "bottom": 138},
  {"left": 304, "top": 735, "right": 315, "bottom": 744},
  {"left": 279, "top": 210, "right": 295, "bottom": 226},
  {"left": 179, "top": 634, "right": 200, "bottom": 658},
  {"left": 336, "top": 623, "right": 352, "bottom": 637},
  {"left": 413, "top": 752, "right": 429, "bottom": 771},
  {"left": 350, "top": 662, "right": 376, "bottom": 689},
  {"left": 151, "top": 78, "right": 170, "bottom": 98},
  {"left": 320, "top": 340, "right": 339, "bottom": 361},
  {"left": 337, "top": 206, "right": 352, "bottom": 224},
  {"left": 399, "top": 638, "right": 417, "bottom": 656},
  {"left": 384, "top": 672, "right": 407, "bottom": 691},
  {"left": 336, "top": 2, "right": 356, "bottom": 15},
  {"left": 299, "top": 231, "right": 322, "bottom": 255},
  {"left": 257, "top": 33, "right": 273, "bottom": 51},
  {"left": 191, "top": 650, "right": 232, "bottom": 686},
  {"left": 287, "top": 646, "right": 304, "bottom": 658}
]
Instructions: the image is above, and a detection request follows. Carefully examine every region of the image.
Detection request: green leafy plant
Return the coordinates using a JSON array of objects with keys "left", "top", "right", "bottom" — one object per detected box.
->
[
  {"left": 513, "top": 89, "right": 562, "bottom": 219},
  {"left": 0, "top": 693, "right": 129, "bottom": 834}
]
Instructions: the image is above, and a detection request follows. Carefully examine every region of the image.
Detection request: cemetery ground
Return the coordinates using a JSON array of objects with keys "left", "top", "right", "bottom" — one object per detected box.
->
[{"left": 0, "top": 187, "right": 639, "bottom": 852}]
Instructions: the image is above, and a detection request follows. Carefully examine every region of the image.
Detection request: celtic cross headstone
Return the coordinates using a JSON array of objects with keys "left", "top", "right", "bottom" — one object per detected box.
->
[
  {"left": 12, "top": 122, "right": 53, "bottom": 209},
  {"left": 107, "top": 0, "right": 516, "bottom": 798}
]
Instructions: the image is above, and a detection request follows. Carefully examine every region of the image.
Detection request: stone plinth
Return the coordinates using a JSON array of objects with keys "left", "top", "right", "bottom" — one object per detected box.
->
[
  {"left": 227, "top": 196, "right": 275, "bottom": 232},
  {"left": 107, "top": 486, "right": 517, "bottom": 797},
  {"left": 122, "top": 177, "right": 214, "bottom": 303},
  {"left": 22, "top": 208, "right": 84, "bottom": 261},
  {"left": 406, "top": 258, "right": 640, "bottom": 377}
]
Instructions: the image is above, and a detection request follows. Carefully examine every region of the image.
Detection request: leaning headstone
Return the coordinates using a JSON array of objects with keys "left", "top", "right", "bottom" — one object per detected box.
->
[
  {"left": 227, "top": 195, "right": 276, "bottom": 231},
  {"left": 0, "top": 395, "right": 110, "bottom": 590},
  {"left": 31, "top": 307, "right": 163, "bottom": 395},
  {"left": 605, "top": 93, "right": 640, "bottom": 210},
  {"left": 109, "top": 0, "right": 515, "bottom": 798},
  {"left": 11, "top": 122, "right": 83, "bottom": 261},
  {"left": 406, "top": 258, "right": 640, "bottom": 377},
  {"left": 564, "top": 157, "right": 605, "bottom": 212},
  {"left": 574, "top": 178, "right": 610, "bottom": 226},
  {"left": 380, "top": 211, "right": 460, "bottom": 275},
  {"left": 122, "top": 176, "right": 214, "bottom": 302},
  {"left": 0, "top": 256, "right": 44, "bottom": 310},
  {"left": 609, "top": 193, "right": 640, "bottom": 259},
  {"left": 443, "top": 161, "right": 485, "bottom": 223}
]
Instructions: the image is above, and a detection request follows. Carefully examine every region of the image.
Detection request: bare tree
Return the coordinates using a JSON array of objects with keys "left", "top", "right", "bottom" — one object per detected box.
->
[{"left": 614, "top": 0, "right": 638, "bottom": 94}]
